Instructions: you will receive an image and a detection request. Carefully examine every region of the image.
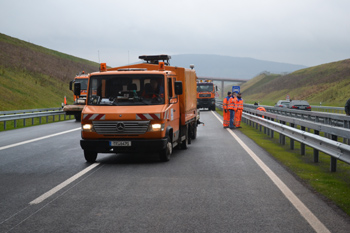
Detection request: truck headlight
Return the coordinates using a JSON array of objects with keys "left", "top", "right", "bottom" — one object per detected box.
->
[
  {"left": 82, "top": 124, "right": 94, "bottom": 132},
  {"left": 149, "top": 123, "right": 165, "bottom": 131}
]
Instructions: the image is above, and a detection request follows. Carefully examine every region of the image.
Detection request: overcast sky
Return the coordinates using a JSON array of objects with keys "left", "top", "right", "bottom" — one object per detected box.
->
[{"left": 1, "top": 0, "right": 349, "bottom": 67}]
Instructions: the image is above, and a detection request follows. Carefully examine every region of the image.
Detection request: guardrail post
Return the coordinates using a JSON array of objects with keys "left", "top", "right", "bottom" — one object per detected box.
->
[
  {"left": 279, "top": 121, "right": 285, "bottom": 145},
  {"left": 23, "top": 119, "right": 26, "bottom": 127},
  {"left": 32, "top": 117, "right": 34, "bottom": 126},
  {"left": 330, "top": 135, "right": 338, "bottom": 172},
  {"left": 290, "top": 123, "right": 295, "bottom": 150},
  {"left": 270, "top": 118, "right": 274, "bottom": 139},
  {"left": 314, "top": 130, "right": 319, "bottom": 163},
  {"left": 300, "top": 126, "right": 306, "bottom": 155}
]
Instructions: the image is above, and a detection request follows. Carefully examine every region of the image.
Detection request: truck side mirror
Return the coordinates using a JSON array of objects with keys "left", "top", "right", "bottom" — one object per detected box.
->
[
  {"left": 74, "top": 83, "right": 81, "bottom": 97},
  {"left": 69, "top": 81, "right": 73, "bottom": 91},
  {"left": 174, "top": 81, "right": 183, "bottom": 95},
  {"left": 216, "top": 86, "right": 218, "bottom": 91}
]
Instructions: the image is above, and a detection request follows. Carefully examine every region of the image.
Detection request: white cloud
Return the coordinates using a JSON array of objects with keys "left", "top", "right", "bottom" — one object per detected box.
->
[{"left": 1, "top": 0, "right": 349, "bottom": 67}]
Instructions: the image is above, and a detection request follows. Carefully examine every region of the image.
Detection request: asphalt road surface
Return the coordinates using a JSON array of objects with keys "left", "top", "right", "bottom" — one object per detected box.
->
[{"left": 1, "top": 111, "right": 350, "bottom": 233}]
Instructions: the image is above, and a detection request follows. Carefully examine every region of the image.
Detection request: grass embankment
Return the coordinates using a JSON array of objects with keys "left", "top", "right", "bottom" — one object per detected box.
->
[
  {"left": 216, "top": 109, "right": 350, "bottom": 216},
  {"left": 0, "top": 33, "right": 99, "bottom": 111},
  {"left": 240, "top": 59, "right": 350, "bottom": 107}
]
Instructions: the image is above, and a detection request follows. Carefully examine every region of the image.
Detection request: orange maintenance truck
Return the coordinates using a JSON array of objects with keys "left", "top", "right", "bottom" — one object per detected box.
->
[
  {"left": 74, "top": 55, "right": 199, "bottom": 162},
  {"left": 197, "top": 80, "right": 217, "bottom": 110},
  {"left": 63, "top": 72, "right": 89, "bottom": 121}
]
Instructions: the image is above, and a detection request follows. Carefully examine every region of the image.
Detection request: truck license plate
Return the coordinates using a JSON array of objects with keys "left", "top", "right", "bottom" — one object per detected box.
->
[{"left": 110, "top": 141, "right": 131, "bottom": 146}]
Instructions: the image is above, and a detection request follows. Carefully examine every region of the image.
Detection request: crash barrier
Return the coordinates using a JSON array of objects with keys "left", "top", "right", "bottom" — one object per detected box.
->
[
  {"left": 242, "top": 109, "right": 350, "bottom": 172},
  {"left": 243, "top": 104, "right": 350, "bottom": 130},
  {"left": 0, "top": 108, "right": 73, "bottom": 130},
  {"left": 215, "top": 101, "right": 350, "bottom": 171},
  {"left": 310, "top": 105, "right": 345, "bottom": 114}
]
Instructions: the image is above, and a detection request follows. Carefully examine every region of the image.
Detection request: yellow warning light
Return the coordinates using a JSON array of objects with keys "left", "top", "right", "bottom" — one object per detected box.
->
[
  {"left": 159, "top": 61, "right": 165, "bottom": 71},
  {"left": 100, "top": 63, "right": 107, "bottom": 72}
]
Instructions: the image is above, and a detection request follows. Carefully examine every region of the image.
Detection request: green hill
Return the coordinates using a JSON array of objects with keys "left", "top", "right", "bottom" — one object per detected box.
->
[
  {"left": 0, "top": 33, "right": 99, "bottom": 111},
  {"left": 241, "top": 59, "right": 350, "bottom": 106}
]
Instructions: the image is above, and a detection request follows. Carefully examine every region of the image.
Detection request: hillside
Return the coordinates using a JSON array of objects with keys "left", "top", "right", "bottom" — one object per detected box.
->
[
  {"left": 170, "top": 54, "right": 307, "bottom": 79},
  {"left": 0, "top": 33, "right": 99, "bottom": 111},
  {"left": 240, "top": 59, "right": 350, "bottom": 106}
]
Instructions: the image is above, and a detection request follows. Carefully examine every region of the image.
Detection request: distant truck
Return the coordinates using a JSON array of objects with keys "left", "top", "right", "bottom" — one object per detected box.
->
[
  {"left": 74, "top": 55, "right": 199, "bottom": 162},
  {"left": 197, "top": 80, "right": 217, "bottom": 110},
  {"left": 63, "top": 72, "right": 88, "bottom": 121}
]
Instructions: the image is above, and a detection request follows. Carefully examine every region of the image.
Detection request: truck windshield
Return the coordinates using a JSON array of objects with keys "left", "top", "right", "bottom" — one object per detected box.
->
[
  {"left": 197, "top": 84, "right": 214, "bottom": 92},
  {"left": 76, "top": 78, "right": 88, "bottom": 90},
  {"left": 87, "top": 74, "right": 165, "bottom": 106}
]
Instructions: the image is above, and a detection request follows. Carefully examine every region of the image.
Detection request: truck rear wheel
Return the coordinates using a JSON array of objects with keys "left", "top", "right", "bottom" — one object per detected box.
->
[
  {"left": 191, "top": 122, "right": 197, "bottom": 140},
  {"left": 181, "top": 126, "right": 189, "bottom": 149},
  {"left": 84, "top": 150, "right": 97, "bottom": 163},
  {"left": 74, "top": 113, "right": 81, "bottom": 121},
  {"left": 159, "top": 137, "right": 172, "bottom": 162}
]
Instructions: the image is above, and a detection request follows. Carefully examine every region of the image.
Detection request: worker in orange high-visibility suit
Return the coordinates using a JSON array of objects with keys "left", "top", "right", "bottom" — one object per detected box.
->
[
  {"left": 235, "top": 92, "right": 243, "bottom": 128},
  {"left": 256, "top": 106, "right": 266, "bottom": 118},
  {"left": 223, "top": 92, "right": 232, "bottom": 128},
  {"left": 228, "top": 92, "right": 237, "bottom": 129}
]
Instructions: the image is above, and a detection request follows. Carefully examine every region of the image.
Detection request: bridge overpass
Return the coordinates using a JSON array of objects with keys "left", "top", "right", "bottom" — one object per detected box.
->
[{"left": 197, "top": 76, "right": 248, "bottom": 99}]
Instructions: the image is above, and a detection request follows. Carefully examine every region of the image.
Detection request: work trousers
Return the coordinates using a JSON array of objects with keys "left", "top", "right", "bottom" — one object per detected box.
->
[
  {"left": 223, "top": 110, "right": 230, "bottom": 127},
  {"left": 235, "top": 109, "right": 242, "bottom": 127},
  {"left": 229, "top": 110, "right": 235, "bottom": 128}
]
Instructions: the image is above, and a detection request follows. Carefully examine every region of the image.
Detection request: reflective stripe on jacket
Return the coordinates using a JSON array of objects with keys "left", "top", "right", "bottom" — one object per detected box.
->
[
  {"left": 223, "top": 96, "right": 230, "bottom": 110},
  {"left": 229, "top": 97, "right": 237, "bottom": 111},
  {"left": 236, "top": 98, "right": 243, "bottom": 110}
]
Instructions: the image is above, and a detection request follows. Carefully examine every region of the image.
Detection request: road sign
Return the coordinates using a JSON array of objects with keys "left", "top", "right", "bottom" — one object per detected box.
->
[{"left": 232, "top": 86, "right": 240, "bottom": 93}]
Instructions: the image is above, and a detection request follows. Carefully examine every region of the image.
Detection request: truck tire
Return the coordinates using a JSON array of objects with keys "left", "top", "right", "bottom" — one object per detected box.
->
[
  {"left": 211, "top": 105, "right": 216, "bottom": 111},
  {"left": 159, "top": 137, "right": 172, "bottom": 162},
  {"left": 74, "top": 113, "right": 81, "bottom": 121},
  {"left": 84, "top": 150, "right": 97, "bottom": 163},
  {"left": 191, "top": 122, "right": 197, "bottom": 140},
  {"left": 181, "top": 126, "right": 188, "bottom": 149}
]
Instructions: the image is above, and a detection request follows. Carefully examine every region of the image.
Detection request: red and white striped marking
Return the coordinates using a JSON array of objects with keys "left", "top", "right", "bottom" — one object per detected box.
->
[
  {"left": 83, "top": 114, "right": 105, "bottom": 120},
  {"left": 136, "top": 113, "right": 160, "bottom": 120}
]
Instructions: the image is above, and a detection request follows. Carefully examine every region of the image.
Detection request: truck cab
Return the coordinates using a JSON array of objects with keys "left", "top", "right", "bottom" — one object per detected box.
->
[
  {"left": 77, "top": 55, "right": 198, "bottom": 163},
  {"left": 63, "top": 72, "right": 89, "bottom": 121},
  {"left": 197, "top": 80, "right": 217, "bottom": 110}
]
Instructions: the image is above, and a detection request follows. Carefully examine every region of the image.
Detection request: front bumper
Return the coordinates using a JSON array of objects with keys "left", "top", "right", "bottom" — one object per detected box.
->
[
  {"left": 80, "top": 138, "right": 167, "bottom": 153},
  {"left": 197, "top": 98, "right": 215, "bottom": 108}
]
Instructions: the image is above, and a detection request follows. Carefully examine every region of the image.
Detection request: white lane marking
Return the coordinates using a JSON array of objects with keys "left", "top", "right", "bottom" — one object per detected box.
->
[
  {"left": 30, "top": 163, "right": 100, "bottom": 205},
  {"left": 0, "top": 128, "right": 81, "bottom": 151},
  {"left": 212, "top": 111, "right": 331, "bottom": 233}
]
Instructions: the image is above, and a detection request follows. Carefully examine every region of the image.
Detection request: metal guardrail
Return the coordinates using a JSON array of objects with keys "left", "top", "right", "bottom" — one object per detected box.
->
[
  {"left": 310, "top": 105, "right": 345, "bottom": 114},
  {"left": 0, "top": 108, "right": 72, "bottom": 130},
  {"left": 242, "top": 112, "right": 350, "bottom": 171},
  {"left": 244, "top": 104, "right": 350, "bottom": 129},
  {"left": 215, "top": 101, "right": 350, "bottom": 171}
]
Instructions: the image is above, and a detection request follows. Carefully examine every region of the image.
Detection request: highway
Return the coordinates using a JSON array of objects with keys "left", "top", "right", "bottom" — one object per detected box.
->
[{"left": 1, "top": 111, "right": 350, "bottom": 232}]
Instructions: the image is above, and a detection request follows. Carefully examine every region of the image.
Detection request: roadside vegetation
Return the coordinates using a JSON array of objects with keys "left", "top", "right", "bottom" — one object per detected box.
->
[
  {"left": 241, "top": 59, "right": 350, "bottom": 107},
  {"left": 0, "top": 33, "right": 99, "bottom": 111}
]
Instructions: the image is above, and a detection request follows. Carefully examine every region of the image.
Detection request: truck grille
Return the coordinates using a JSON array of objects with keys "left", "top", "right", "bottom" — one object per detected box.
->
[
  {"left": 93, "top": 121, "right": 150, "bottom": 135},
  {"left": 199, "top": 94, "right": 211, "bottom": 97}
]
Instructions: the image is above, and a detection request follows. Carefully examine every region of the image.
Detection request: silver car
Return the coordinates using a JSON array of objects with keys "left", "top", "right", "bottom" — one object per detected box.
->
[{"left": 275, "top": 100, "right": 290, "bottom": 108}]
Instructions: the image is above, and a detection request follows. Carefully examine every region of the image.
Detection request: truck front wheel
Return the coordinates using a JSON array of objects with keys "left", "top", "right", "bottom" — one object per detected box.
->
[
  {"left": 159, "top": 137, "right": 172, "bottom": 162},
  {"left": 84, "top": 150, "right": 97, "bottom": 163}
]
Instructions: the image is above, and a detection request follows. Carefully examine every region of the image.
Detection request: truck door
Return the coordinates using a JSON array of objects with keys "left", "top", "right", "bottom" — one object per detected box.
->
[{"left": 168, "top": 77, "right": 180, "bottom": 142}]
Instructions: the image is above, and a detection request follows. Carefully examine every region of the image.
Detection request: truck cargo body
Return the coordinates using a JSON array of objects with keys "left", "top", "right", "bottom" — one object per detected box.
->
[{"left": 79, "top": 59, "right": 198, "bottom": 162}]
